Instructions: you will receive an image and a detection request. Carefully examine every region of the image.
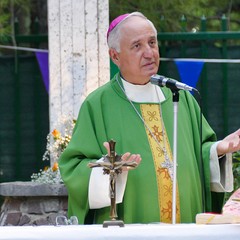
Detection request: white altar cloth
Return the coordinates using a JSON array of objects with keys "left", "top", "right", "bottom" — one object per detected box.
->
[{"left": 0, "top": 223, "right": 239, "bottom": 240}]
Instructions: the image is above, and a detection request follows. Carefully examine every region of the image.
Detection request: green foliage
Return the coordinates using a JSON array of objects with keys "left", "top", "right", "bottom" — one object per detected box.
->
[
  {"left": 233, "top": 151, "right": 240, "bottom": 190},
  {"left": 224, "top": 151, "right": 240, "bottom": 202},
  {"left": 109, "top": 0, "right": 240, "bottom": 32},
  {"left": 0, "top": 0, "right": 30, "bottom": 42},
  {"left": 0, "top": 15, "right": 11, "bottom": 40},
  {"left": 0, "top": 0, "right": 11, "bottom": 41}
]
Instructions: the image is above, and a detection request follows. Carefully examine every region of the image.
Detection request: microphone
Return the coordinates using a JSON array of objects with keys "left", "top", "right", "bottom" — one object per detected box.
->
[{"left": 150, "top": 74, "right": 195, "bottom": 91}]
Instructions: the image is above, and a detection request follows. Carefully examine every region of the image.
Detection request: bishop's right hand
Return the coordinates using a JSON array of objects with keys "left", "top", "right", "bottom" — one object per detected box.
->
[{"left": 103, "top": 142, "right": 142, "bottom": 171}]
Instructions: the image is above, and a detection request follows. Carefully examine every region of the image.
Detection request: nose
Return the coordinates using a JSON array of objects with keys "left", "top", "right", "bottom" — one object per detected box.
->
[{"left": 143, "top": 45, "right": 154, "bottom": 58}]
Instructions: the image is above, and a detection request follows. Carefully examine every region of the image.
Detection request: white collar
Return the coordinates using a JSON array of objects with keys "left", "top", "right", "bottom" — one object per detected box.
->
[{"left": 121, "top": 77, "right": 165, "bottom": 103}]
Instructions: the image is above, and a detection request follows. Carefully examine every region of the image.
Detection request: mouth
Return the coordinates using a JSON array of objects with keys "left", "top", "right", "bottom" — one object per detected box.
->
[{"left": 142, "top": 62, "right": 155, "bottom": 68}]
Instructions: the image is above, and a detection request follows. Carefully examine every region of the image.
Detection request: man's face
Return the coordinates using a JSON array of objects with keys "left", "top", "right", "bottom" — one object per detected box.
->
[{"left": 111, "top": 16, "right": 160, "bottom": 85}]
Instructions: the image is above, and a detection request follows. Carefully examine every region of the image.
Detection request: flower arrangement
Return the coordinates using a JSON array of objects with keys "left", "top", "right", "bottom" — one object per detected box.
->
[
  {"left": 31, "top": 162, "right": 63, "bottom": 184},
  {"left": 31, "top": 115, "right": 76, "bottom": 184}
]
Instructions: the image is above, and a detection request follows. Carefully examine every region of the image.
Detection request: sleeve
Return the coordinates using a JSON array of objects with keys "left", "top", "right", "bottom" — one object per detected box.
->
[
  {"left": 88, "top": 157, "right": 128, "bottom": 209},
  {"left": 210, "top": 141, "right": 233, "bottom": 192},
  {"left": 58, "top": 100, "right": 106, "bottom": 224}
]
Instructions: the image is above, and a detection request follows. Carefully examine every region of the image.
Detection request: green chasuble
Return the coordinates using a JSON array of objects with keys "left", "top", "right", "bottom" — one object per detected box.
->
[{"left": 59, "top": 73, "right": 223, "bottom": 224}]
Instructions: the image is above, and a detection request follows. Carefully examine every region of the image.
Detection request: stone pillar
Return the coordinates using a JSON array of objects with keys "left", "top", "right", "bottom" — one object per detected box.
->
[{"left": 48, "top": 0, "right": 109, "bottom": 130}]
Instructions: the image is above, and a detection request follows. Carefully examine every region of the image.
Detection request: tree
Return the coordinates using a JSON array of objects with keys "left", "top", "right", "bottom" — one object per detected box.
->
[
  {"left": 0, "top": 0, "right": 12, "bottom": 41},
  {"left": 109, "top": 0, "right": 240, "bottom": 32},
  {"left": 0, "top": 0, "right": 47, "bottom": 44}
]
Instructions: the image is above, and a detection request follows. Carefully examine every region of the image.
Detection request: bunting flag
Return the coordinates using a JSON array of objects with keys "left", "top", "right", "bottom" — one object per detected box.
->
[
  {"left": 35, "top": 52, "right": 49, "bottom": 93},
  {"left": 174, "top": 60, "right": 204, "bottom": 91}
]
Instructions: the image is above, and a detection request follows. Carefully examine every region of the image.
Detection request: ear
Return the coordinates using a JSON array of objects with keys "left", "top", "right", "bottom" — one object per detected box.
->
[{"left": 109, "top": 48, "right": 120, "bottom": 67}]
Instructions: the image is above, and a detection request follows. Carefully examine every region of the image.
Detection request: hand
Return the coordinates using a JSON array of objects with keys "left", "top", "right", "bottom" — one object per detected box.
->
[
  {"left": 217, "top": 129, "right": 240, "bottom": 156},
  {"left": 103, "top": 142, "right": 142, "bottom": 170}
]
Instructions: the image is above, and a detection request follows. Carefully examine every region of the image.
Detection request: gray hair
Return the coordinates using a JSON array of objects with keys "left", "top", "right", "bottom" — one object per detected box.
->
[{"left": 107, "top": 12, "right": 157, "bottom": 52}]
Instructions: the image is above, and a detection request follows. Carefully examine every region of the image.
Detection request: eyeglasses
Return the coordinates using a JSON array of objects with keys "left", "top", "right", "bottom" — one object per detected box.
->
[{"left": 55, "top": 215, "right": 78, "bottom": 226}]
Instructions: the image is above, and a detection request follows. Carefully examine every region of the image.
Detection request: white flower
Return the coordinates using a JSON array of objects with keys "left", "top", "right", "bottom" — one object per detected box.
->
[{"left": 31, "top": 115, "right": 76, "bottom": 184}]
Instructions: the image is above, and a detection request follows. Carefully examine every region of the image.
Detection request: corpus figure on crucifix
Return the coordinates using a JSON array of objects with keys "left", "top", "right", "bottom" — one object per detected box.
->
[{"left": 88, "top": 139, "right": 138, "bottom": 227}]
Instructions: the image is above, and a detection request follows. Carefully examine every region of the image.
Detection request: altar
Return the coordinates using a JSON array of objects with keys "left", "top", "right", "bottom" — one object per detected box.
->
[{"left": 0, "top": 223, "right": 239, "bottom": 240}]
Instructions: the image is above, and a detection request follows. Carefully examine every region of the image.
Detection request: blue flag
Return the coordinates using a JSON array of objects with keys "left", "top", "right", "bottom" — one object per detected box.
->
[{"left": 175, "top": 60, "right": 204, "bottom": 90}]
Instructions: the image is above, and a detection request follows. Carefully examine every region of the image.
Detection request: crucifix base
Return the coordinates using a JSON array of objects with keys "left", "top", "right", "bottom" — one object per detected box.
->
[{"left": 103, "top": 220, "right": 125, "bottom": 228}]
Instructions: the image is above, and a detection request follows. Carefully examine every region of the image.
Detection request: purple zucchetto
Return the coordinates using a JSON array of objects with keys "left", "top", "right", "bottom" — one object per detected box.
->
[{"left": 107, "top": 13, "right": 130, "bottom": 40}]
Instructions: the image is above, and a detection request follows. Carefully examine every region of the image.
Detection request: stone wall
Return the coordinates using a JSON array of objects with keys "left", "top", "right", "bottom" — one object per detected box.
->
[{"left": 0, "top": 182, "right": 68, "bottom": 226}]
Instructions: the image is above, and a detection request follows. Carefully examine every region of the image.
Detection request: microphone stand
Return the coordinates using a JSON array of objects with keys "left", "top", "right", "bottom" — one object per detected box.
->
[{"left": 171, "top": 89, "right": 179, "bottom": 224}]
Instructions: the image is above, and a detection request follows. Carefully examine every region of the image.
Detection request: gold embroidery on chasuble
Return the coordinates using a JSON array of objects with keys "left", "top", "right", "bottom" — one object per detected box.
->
[{"left": 140, "top": 104, "right": 180, "bottom": 223}]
